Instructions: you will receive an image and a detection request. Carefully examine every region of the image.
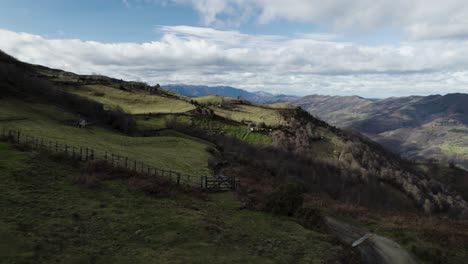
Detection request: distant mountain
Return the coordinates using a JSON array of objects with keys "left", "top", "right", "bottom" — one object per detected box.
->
[
  {"left": 163, "top": 84, "right": 297, "bottom": 103},
  {"left": 291, "top": 93, "right": 468, "bottom": 168}
]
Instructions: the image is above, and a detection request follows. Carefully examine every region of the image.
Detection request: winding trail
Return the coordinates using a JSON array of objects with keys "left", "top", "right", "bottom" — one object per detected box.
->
[{"left": 325, "top": 217, "right": 418, "bottom": 264}]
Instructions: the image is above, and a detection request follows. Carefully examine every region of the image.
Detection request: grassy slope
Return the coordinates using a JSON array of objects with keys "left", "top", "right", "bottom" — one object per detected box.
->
[
  {"left": 0, "top": 143, "right": 342, "bottom": 264},
  {"left": 0, "top": 99, "right": 211, "bottom": 176},
  {"left": 71, "top": 85, "right": 195, "bottom": 114},
  {"left": 135, "top": 114, "right": 273, "bottom": 146},
  {"left": 212, "top": 104, "right": 287, "bottom": 126}
]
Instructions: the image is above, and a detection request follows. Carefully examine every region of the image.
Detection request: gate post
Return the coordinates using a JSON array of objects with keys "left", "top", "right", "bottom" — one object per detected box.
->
[{"left": 201, "top": 176, "right": 207, "bottom": 192}]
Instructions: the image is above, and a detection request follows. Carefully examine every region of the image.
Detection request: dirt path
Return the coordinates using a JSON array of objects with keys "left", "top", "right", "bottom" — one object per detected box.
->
[{"left": 325, "top": 217, "right": 418, "bottom": 264}]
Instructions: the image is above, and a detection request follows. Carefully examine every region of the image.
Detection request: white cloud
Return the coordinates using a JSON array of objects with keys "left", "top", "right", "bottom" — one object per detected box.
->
[
  {"left": 161, "top": 0, "right": 468, "bottom": 40},
  {"left": 1, "top": 27, "right": 468, "bottom": 97}
]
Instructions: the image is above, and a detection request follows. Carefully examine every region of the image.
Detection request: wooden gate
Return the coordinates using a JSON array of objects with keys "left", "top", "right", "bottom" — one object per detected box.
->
[{"left": 201, "top": 176, "right": 237, "bottom": 192}]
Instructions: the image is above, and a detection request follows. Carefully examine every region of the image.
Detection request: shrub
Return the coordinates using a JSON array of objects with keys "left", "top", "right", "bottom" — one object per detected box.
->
[
  {"left": 73, "top": 173, "right": 101, "bottom": 188},
  {"left": 295, "top": 207, "right": 325, "bottom": 230},
  {"left": 264, "top": 182, "right": 307, "bottom": 216}
]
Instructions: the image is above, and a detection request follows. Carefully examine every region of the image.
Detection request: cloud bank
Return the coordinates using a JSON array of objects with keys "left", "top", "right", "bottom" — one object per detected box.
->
[
  {"left": 1, "top": 26, "right": 468, "bottom": 97},
  {"left": 168, "top": 0, "right": 468, "bottom": 40}
]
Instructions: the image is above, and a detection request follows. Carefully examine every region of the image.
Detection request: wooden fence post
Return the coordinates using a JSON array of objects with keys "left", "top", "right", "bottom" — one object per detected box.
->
[
  {"left": 111, "top": 153, "right": 114, "bottom": 165},
  {"left": 90, "top": 149, "right": 94, "bottom": 160},
  {"left": 85, "top": 147, "right": 89, "bottom": 161},
  {"left": 133, "top": 160, "right": 137, "bottom": 171},
  {"left": 55, "top": 141, "right": 58, "bottom": 152},
  {"left": 177, "top": 173, "right": 181, "bottom": 185},
  {"left": 80, "top": 147, "right": 83, "bottom": 161},
  {"left": 65, "top": 144, "right": 68, "bottom": 155},
  {"left": 72, "top": 146, "right": 76, "bottom": 159},
  {"left": 16, "top": 131, "right": 20, "bottom": 143},
  {"left": 105, "top": 151, "right": 108, "bottom": 161},
  {"left": 125, "top": 157, "right": 128, "bottom": 169}
]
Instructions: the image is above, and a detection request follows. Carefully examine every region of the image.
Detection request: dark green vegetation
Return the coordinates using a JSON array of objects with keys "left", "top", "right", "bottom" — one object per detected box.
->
[
  {"left": 291, "top": 94, "right": 468, "bottom": 170},
  {"left": 1, "top": 50, "right": 468, "bottom": 263}
]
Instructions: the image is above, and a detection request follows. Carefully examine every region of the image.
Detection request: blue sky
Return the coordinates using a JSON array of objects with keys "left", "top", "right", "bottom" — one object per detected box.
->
[{"left": 1, "top": 0, "right": 468, "bottom": 97}]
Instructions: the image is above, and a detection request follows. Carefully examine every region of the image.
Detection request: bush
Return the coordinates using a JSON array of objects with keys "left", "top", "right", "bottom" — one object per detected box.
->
[
  {"left": 264, "top": 182, "right": 307, "bottom": 216},
  {"left": 73, "top": 173, "right": 101, "bottom": 188},
  {"left": 295, "top": 207, "right": 325, "bottom": 230}
]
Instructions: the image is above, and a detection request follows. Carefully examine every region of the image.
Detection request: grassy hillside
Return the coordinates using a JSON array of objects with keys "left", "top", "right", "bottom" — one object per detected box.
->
[
  {"left": 2, "top": 51, "right": 468, "bottom": 264},
  {"left": 0, "top": 142, "right": 349, "bottom": 263},
  {"left": 70, "top": 84, "right": 195, "bottom": 114},
  {"left": 0, "top": 99, "right": 212, "bottom": 176}
]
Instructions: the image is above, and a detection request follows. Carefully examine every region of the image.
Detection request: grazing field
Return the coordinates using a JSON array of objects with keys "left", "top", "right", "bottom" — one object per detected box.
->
[
  {"left": 213, "top": 104, "right": 287, "bottom": 126},
  {"left": 70, "top": 85, "right": 195, "bottom": 114},
  {"left": 0, "top": 99, "right": 212, "bottom": 176},
  {"left": 135, "top": 115, "right": 273, "bottom": 145},
  {"left": 0, "top": 143, "right": 344, "bottom": 264},
  {"left": 191, "top": 117, "right": 273, "bottom": 145},
  {"left": 439, "top": 142, "right": 468, "bottom": 156}
]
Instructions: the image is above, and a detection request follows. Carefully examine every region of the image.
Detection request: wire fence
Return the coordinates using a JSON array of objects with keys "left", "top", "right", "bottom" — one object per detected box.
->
[{"left": 0, "top": 127, "right": 217, "bottom": 188}]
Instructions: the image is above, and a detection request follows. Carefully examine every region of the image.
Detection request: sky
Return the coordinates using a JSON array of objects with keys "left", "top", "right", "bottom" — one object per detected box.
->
[{"left": 1, "top": 0, "right": 468, "bottom": 97}]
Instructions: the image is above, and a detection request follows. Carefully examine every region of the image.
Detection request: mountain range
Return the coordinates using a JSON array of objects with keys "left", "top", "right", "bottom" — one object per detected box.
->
[
  {"left": 292, "top": 94, "right": 468, "bottom": 169},
  {"left": 163, "top": 84, "right": 297, "bottom": 103}
]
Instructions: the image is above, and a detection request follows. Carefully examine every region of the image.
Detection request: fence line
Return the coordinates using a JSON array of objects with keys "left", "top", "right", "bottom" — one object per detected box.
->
[{"left": 0, "top": 127, "right": 216, "bottom": 188}]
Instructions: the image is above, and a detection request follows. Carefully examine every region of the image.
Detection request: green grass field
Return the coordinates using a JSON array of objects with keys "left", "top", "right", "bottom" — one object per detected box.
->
[
  {"left": 135, "top": 115, "right": 273, "bottom": 145},
  {"left": 439, "top": 143, "right": 468, "bottom": 156},
  {"left": 0, "top": 143, "right": 343, "bottom": 264},
  {"left": 191, "top": 117, "right": 273, "bottom": 145},
  {"left": 212, "top": 104, "right": 287, "bottom": 126},
  {"left": 71, "top": 85, "right": 195, "bottom": 114},
  {"left": 0, "top": 99, "right": 211, "bottom": 176}
]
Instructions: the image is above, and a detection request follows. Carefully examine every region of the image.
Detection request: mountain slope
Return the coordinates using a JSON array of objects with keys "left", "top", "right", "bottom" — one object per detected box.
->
[
  {"left": 2, "top": 50, "right": 468, "bottom": 263},
  {"left": 2, "top": 50, "right": 467, "bottom": 215},
  {"left": 292, "top": 94, "right": 468, "bottom": 169}
]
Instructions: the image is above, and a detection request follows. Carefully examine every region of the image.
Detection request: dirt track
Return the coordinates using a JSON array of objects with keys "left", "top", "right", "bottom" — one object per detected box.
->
[{"left": 325, "top": 217, "right": 417, "bottom": 264}]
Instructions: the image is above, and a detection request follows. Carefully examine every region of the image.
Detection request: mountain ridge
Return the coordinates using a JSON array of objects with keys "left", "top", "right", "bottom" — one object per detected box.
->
[{"left": 163, "top": 84, "right": 298, "bottom": 103}]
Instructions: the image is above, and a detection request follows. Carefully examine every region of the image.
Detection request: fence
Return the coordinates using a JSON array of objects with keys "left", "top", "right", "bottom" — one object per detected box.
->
[{"left": 0, "top": 127, "right": 237, "bottom": 191}]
